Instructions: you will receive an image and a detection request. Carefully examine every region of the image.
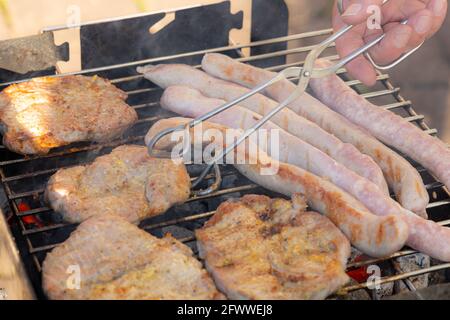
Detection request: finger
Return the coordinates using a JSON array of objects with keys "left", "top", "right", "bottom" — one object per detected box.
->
[
  {"left": 365, "top": 23, "right": 414, "bottom": 65},
  {"left": 333, "top": 2, "right": 378, "bottom": 86},
  {"left": 405, "top": 8, "right": 434, "bottom": 49},
  {"left": 426, "top": 0, "right": 448, "bottom": 36},
  {"left": 379, "top": 0, "right": 446, "bottom": 48},
  {"left": 381, "top": 0, "right": 427, "bottom": 23},
  {"left": 335, "top": 33, "right": 378, "bottom": 86},
  {"left": 339, "top": 0, "right": 384, "bottom": 25},
  {"left": 345, "top": 54, "right": 378, "bottom": 86}
]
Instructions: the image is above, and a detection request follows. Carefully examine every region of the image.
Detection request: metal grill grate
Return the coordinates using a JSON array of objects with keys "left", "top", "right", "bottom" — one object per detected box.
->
[{"left": 1, "top": 28, "right": 449, "bottom": 299}]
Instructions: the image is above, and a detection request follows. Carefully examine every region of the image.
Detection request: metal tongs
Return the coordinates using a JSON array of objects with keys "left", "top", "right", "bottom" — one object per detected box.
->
[{"left": 148, "top": 0, "right": 422, "bottom": 196}]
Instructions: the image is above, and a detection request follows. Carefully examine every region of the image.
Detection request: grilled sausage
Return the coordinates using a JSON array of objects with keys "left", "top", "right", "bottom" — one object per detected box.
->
[
  {"left": 146, "top": 117, "right": 409, "bottom": 258},
  {"left": 160, "top": 86, "right": 411, "bottom": 224},
  {"left": 309, "top": 58, "right": 450, "bottom": 202},
  {"left": 137, "top": 64, "right": 388, "bottom": 195},
  {"left": 200, "top": 53, "right": 429, "bottom": 217}
]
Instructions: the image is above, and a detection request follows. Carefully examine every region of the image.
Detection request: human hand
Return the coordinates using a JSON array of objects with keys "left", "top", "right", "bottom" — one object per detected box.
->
[{"left": 333, "top": 0, "right": 448, "bottom": 86}]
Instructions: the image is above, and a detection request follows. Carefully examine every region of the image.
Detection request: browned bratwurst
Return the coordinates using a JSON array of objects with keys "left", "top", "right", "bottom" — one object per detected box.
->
[
  {"left": 200, "top": 53, "right": 429, "bottom": 217},
  {"left": 137, "top": 63, "right": 388, "bottom": 195}
]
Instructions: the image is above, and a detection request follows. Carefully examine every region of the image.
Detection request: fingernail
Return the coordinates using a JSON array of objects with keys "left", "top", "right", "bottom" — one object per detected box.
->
[
  {"left": 414, "top": 15, "right": 433, "bottom": 34},
  {"left": 342, "top": 3, "right": 363, "bottom": 17},
  {"left": 393, "top": 30, "right": 411, "bottom": 48},
  {"left": 431, "top": 0, "right": 446, "bottom": 16}
]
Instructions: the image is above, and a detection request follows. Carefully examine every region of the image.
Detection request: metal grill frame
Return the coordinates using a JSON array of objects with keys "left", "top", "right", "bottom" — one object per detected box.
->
[{"left": 1, "top": 27, "right": 449, "bottom": 300}]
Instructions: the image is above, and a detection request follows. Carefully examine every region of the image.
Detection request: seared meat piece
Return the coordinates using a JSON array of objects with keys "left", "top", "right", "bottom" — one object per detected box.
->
[
  {"left": 43, "top": 214, "right": 222, "bottom": 300},
  {"left": 0, "top": 75, "right": 138, "bottom": 155},
  {"left": 196, "top": 194, "right": 351, "bottom": 300},
  {"left": 46, "top": 145, "right": 191, "bottom": 224}
]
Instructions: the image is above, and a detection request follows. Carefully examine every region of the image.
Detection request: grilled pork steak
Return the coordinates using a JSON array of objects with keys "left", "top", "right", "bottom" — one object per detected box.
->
[
  {"left": 196, "top": 194, "right": 351, "bottom": 300},
  {"left": 46, "top": 145, "right": 191, "bottom": 224},
  {"left": 0, "top": 75, "right": 138, "bottom": 155},
  {"left": 42, "top": 214, "right": 222, "bottom": 300}
]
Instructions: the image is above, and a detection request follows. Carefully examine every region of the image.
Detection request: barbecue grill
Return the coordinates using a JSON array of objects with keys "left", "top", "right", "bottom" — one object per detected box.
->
[{"left": 0, "top": 1, "right": 449, "bottom": 300}]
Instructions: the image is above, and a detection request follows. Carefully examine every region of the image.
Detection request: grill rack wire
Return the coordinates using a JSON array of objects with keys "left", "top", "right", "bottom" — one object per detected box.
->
[{"left": 1, "top": 28, "right": 449, "bottom": 299}]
